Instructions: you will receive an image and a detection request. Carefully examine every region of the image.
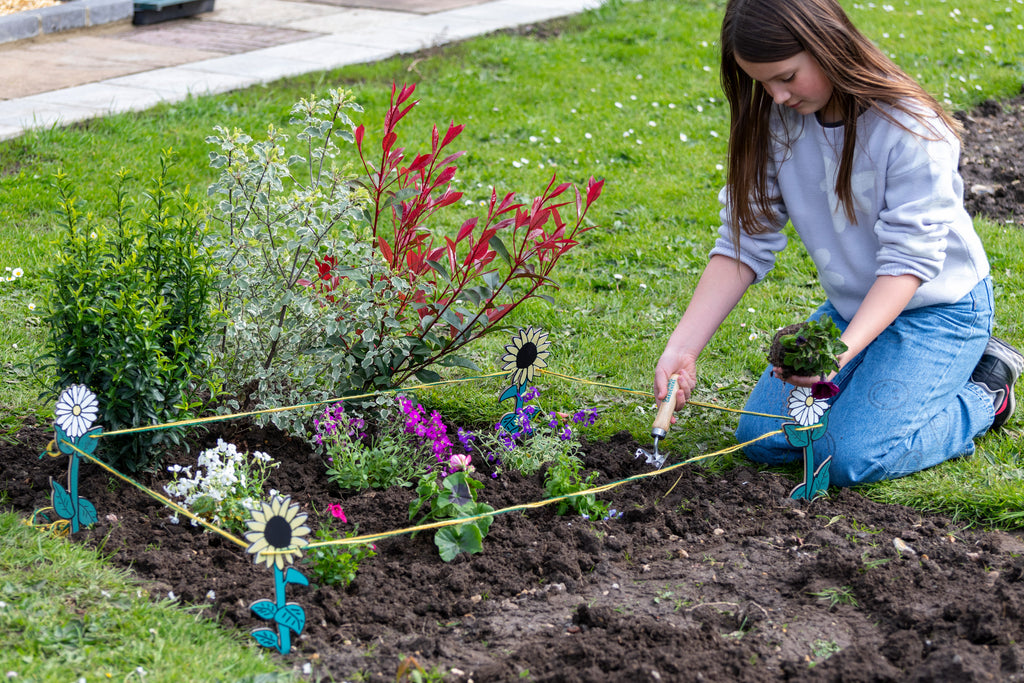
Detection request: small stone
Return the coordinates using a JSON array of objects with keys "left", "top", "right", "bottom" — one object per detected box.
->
[
  {"left": 470, "top": 594, "right": 482, "bottom": 603},
  {"left": 713, "top": 528, "right": 725, "bottom": 536},
  {"left": 893, "top": 538, "right": 915, "bottom": 555}
]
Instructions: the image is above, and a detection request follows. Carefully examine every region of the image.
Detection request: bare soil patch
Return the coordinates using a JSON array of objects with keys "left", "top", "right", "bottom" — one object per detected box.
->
[{"left": 2, "top": 94, "right": 1023, "bottom": 682}]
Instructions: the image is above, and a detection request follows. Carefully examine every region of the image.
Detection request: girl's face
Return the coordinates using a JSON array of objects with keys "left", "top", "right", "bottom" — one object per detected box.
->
[{"left": 735, "top": 51, "right": 838, "bottom": 122}]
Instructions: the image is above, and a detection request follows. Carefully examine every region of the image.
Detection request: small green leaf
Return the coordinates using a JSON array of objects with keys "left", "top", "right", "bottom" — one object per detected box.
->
[
  {"left": 276, "top": 603, "right": 306, "bottom": 634},
  {"left": 77, "top": 498, "right": 97, "bottom": 527},
  {"left": 488, "top": 235, "right": 511, "bottom": 266},
  {"left": 285, "top": 567, "right": 308, "bottom": 586},
  {"left": 250, "top": 599, "right": 278, "bottom": 621},
  {"left": 51, "top": 480, "right": 75, "bottom": 520},
  {"left": 250, "top": 628, "right": 280, "bottom": 650}
]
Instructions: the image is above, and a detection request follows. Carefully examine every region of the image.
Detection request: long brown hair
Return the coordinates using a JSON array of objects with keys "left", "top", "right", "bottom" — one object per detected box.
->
[{"left": 720, "top": 0, "right": 961, "bottom": 240}]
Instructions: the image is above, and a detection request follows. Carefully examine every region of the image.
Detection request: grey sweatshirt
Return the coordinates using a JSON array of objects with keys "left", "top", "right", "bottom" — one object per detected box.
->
[{"left": 710, "top": 102, "right": 990, "bottom": 321}]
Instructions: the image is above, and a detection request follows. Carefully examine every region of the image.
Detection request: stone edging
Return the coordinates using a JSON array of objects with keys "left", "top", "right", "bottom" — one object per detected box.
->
[{"left": 0, "top": 0, "right": 134, "bottom": 45}]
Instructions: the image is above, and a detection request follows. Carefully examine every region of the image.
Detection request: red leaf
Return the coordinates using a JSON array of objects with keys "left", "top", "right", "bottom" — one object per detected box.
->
[
  {"left": 355, "top": 125, "right": 365, "bottom": 151},
  {"left": 456, "top": 218, "right": 478, "bottom": 243},
  {"left": 442, "top": 122, "right": 464, "bottom": 148},
  {"left": 435, "top": 189, "right": 463, "bottom": 209},
  {"left": 587, "top": 177, "right": 605, "bottom": 205},
  {"left": 397, "top": 83, "right": 417, "bottom": 106},
  {"left": 407, "top": 153, "right": 431, "bottom": 174},
  {"left": 551, "top": 181, "right": 571, "bottom": 198},
  {"left": 377, "top": 237, "right": 394, "bottom": 265}
]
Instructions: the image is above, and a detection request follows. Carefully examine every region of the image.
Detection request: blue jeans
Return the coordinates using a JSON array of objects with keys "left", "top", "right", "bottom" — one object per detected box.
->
[{"left": 737, "top": 277, "right": 994, "bottom": 486}]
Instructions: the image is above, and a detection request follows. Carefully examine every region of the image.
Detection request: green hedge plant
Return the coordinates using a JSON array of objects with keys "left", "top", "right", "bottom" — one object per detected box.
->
[{"left": 40, "top": 155, "right": 218, "bottom": 472}]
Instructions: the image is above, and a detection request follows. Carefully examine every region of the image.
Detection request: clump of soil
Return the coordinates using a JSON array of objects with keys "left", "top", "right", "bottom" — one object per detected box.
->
[
  {"left": 2, "top": 95, "right": 1023, "bottom": 683},
  {"left": 959, "top": 91, "right": 1024, "bottom": 226}
]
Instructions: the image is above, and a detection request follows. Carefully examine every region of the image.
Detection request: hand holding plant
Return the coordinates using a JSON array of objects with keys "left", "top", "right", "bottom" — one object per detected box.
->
[{"left": 768, "top": 315, "right": 847, "bottom": 397}]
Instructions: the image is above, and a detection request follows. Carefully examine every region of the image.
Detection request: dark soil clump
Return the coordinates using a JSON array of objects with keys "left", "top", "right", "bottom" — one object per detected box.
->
[{"left": 2, "top": 95, "right": 1024, "bottom": 682}]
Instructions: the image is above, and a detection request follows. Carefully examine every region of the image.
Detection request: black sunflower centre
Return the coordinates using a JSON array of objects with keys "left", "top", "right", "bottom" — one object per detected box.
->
[
  {"left": 516, "top": 342, "right": 538, "bottom": 369},
  {"left": 265, "top": 515, "right": 293, "bottom": 549}
]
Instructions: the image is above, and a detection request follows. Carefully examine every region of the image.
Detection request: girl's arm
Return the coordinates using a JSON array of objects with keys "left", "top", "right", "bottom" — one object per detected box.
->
[
  {"left": 656, "top": 254, "right": 757, "bottom": 408},
  {"left": 779, "top": 273, "right": 922, "bottom": 386}
]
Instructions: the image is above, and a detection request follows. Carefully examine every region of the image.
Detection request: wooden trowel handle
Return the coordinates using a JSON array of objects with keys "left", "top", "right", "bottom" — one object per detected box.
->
[{"left": 652, "top": 374, "right": 679, "bottom": 438}]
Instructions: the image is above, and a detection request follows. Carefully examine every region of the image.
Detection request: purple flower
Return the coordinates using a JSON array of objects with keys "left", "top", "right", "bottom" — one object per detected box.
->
[
  {"left": 559, "top": 426, "right": 572, "bottom": 441},
  {"left": 812, "top": 381, "right": 841, "bottom": 399}
]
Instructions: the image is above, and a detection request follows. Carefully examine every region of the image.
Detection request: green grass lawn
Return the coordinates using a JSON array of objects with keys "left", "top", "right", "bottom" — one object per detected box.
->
[{"left": 1, "top": 0, "right": 1023, "bottom": 677}]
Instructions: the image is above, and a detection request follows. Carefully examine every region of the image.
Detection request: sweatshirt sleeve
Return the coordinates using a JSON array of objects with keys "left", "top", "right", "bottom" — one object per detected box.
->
[
  {"left": 708, "top": 180, "right": 790, "bottom": 283},
  {"left": 873, "top": 117, "right": 963, "bottom": 283}
]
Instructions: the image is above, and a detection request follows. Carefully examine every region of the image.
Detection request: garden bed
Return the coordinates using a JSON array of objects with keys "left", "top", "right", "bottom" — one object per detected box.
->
[
  {"left": 2, "top": 93, "right": 1023, "bottom": 682},
  {"left": 4, "top": 416, "right": 1024, "bottom": 682}
]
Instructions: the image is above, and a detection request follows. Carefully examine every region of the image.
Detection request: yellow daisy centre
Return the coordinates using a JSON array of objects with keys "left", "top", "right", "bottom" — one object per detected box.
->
[
  {"left": 804, "top": 395, "right": 815, "bottom": 407},
  {"left": 72, "top": 404, "right": 82, "bottom": 416}
]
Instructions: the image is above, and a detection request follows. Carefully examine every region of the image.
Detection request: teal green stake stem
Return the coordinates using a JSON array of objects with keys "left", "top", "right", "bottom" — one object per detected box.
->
[
  {"left": 48, "top": 425, "right": 101, "bottom": 533},
  {"left": 249, "top": 564, "right": 308, "bottom": 655},
  {"left": 785, "top": 410, "right": 832, "bottom": 500}
]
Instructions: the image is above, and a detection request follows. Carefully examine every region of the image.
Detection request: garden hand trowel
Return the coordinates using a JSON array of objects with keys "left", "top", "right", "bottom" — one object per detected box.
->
[{"left": 635, "top": 374, "right": 679, "bottom": 469}]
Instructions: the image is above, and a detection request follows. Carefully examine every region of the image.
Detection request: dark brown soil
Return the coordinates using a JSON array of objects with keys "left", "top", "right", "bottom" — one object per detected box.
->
[{"left": 2, "top": 94, "right": 1024, "bottom": 683}]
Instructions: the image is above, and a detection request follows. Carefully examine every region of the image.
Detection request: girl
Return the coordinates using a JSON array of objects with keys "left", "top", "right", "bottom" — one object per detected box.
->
[{"left": 654, "top": 0, "right": 1022, "bottom": 486}]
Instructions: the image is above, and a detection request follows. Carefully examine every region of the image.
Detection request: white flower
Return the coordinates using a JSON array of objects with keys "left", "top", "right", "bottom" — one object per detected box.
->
[
  {"left": 27, "top": 303, "right": 35, "bottom": 311},
  {"left": 206, "top": 590, "right": 216, "bottom": 600},
  {"left": 11, "top": 268, "right": 23, "bottom": 278},
  {"left": 787, "top": 386, "right": 829, "bottom": 426},
  {"left": 54, "top": 384, "right": 99, "bottom": 439}
]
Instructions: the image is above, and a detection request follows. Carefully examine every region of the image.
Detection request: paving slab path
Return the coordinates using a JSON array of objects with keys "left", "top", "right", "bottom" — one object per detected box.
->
[{"left": 0, "top": 0, "right": 600, "bottom": 140}]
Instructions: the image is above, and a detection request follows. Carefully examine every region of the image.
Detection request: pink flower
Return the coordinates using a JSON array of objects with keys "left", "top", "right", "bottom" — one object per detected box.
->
[
  {"left": 327, "top": 503, "right": 347, "bottom": 523},
  {"left": 448, "top": 453, "right": 473, "bottom": 472}
]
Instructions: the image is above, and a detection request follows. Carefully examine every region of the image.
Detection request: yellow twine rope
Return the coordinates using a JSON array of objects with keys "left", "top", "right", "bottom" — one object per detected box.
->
[{"left": 46, "top": 369, "right": 817, "bottom": 555}]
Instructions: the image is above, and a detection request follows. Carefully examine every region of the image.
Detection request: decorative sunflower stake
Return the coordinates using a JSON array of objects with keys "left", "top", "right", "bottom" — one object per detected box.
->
[
  {"left": 244, "top": 494, "right": 311, "bottom": 655},
  {"left": 43, "top": 384, "right": 103, "bottom": 533},
  {"left": 783, "top": 386, "right": 832, "bottom": 500},
  {"left": 497, "top": 327, "right": 551, "bottom": 436}
]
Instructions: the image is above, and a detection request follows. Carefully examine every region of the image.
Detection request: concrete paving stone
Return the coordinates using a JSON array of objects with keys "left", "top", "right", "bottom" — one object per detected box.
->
[
  {"left": 37, "top": 2, "right": 86, "bottom": 32},
  {"left": 0, "top": 98, "right": 99, "bottom": 131},
  {"left": 305, "top": 0, "right": 489, "bottom": 13},
  {"left": 0, "top": 123, "right": 24, "bottom": 141},
  {"left": 104, "top": 65, "right": 259, "bottom": 99},
  {"left": 204, "top": 0, "right": 341, "bottom": 27},
  {"left": 247, "top": 36, "right": 395, "bottom": 71},
  {"left": 115, "top": 19, "right": 319, "bottom": 54},
  {"left": 0, "top": 12, "right": 38, "bottom": 43},
  {"left": 183, "top": 51, "right": 330, "bottom": 82},
  {"left": 85, "top": 0, "right": 134, "bottom": 25},
  {"left": 447, "top": 0, "right": 601, "bottom": 23},
  {"left": 284, "top": 8, "right": 414, "bottom": 35},
  {"left": 0, "top": 34, "right": 219, "bottom": 100},
  {"left": 388, "top": 11, "right": 519, "bottom": 42},
  {"left": 27, "top": 82, "right": 165, "bottom": 114}
]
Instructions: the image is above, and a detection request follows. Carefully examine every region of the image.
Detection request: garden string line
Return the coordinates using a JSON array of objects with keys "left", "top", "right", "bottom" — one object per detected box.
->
[
  {"left": 40, "top": 370, "right": 811, "bottom": 553},
  {"left": 92, "top": 368, "right": 789, "bottom": 439}
]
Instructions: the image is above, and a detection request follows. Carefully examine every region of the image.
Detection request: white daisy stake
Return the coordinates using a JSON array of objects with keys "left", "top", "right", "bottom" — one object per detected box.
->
[
  {"left": 47, "top": 384, "right": 102, "bottom": 533},
  {"left": 497, "top": 326, "right": 551, "bottom": 436},
  {"left": 783, "top": 386, "right": 832, "bottom": 500},
  {"left": 244, "top": 494, "right": 311, "bottom": 655}
]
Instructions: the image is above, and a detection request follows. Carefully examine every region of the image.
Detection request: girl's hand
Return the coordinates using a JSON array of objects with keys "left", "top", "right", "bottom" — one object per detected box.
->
[{"left": 655, "top": 353, "right": 698, "bottom": 412}]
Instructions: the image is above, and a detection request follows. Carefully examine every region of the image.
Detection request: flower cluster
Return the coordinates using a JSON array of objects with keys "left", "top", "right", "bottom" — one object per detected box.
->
[
  {"left": 164, "top": 439, "right": 279, "bottom": 534},
  {"left": 314, "top": 403, "right": 366, "bottom": 449},
  {"left": 397, "top": 395, "right": 465, "bottom": 474},
  {"left": 3, "top": 266, "right": 24, "bottom": 283}
]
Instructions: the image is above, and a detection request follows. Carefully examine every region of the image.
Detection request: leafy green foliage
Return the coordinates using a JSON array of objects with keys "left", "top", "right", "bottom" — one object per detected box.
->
[
  {"left": 205, "top": 85, "right": 602, "bottom": 437},
  {"left": 543, "top": 455, "right": 610, "bottom": 519},
  {"left": 769, "top": 315, "right": 848, "bottom": 379},
  {"left": 39, "top": 155, "right": 218, "bottom": 472},
  {"left": 317, "top": 402, "right": 432, "bottom": 490},
  {"left": 409, "top": 470, "right": 494, "bottom": 562},
  {"left": 303, "top": 524, "right": 376, "bottom": 587}
]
